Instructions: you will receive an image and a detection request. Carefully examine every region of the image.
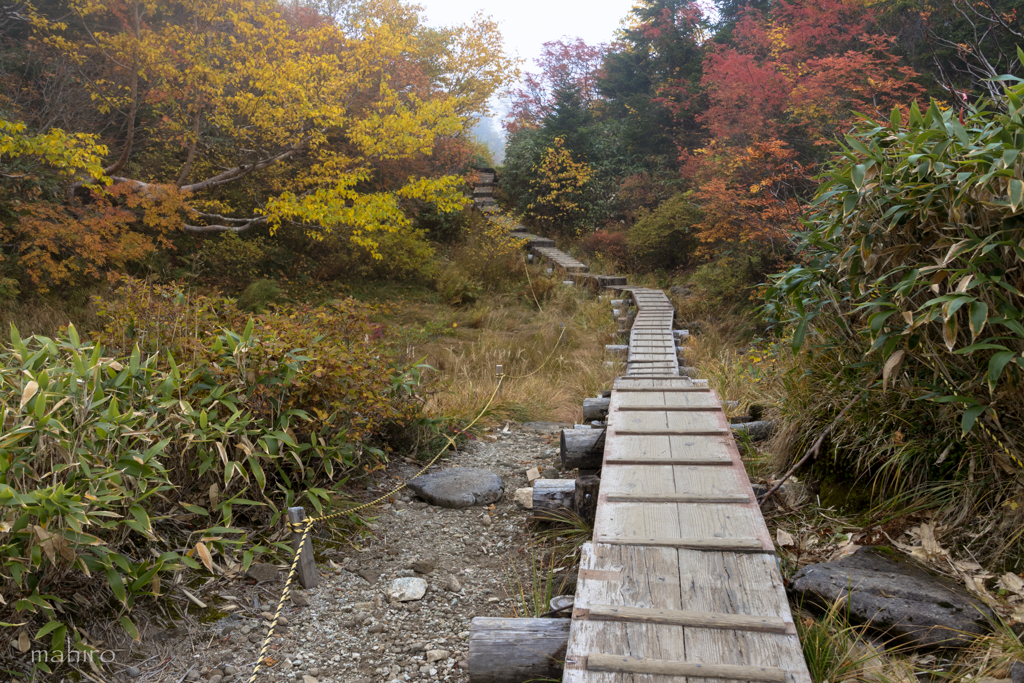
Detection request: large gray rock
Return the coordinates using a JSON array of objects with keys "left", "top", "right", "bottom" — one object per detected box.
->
[
  {"left": 406, "top": 467, "right": 504, "bottom": 508},
  {"left": 790, "top": 546, "right": 993, "bottom": 648}
]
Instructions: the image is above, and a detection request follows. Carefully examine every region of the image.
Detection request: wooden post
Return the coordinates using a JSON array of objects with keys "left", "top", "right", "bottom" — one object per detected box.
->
[
  {"left": 469, "top": 617, "right": 570, "bottom": 683},
  {"left": 496, "top": 365, "right": 503, "bottom": 398},
  {"left": 559, "top": 323, "right": 566, "bottom": 346},
  {"left": 287, "top": 507, "right": 319, "bottom": 589},
  {"left": 582, "top": 397, "right": 610, "bottom": 421},
  {"left": 574, "top": 475, "right": 600, "bottom": 526}
]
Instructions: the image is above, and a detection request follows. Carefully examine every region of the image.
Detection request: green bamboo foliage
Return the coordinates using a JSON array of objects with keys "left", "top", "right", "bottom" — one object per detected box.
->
[{"left": 765, "top": 62, "right": 1024, "bottom": 464}]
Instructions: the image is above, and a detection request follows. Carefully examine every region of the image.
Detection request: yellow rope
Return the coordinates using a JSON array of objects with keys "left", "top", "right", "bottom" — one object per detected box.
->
[
  {"left": 936, "top": 374, "right": 1022, "bottom": 469},
  {"left": 502, "top": 326, "right": 567, "bottom": 380},
  {"left": 245, "top": 315, "right": 574, "bottom": 683},
  {"left": 522, "top": 252, "right": 543, "bottom": 313}
]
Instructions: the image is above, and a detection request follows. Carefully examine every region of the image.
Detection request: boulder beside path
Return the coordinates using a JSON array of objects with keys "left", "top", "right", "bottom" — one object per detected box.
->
[
  {"left": 789, "top": 546, "right": 993, "bottom": 648},
  {"left": 406, "top": 467, "right": 504, "bottom": 508}
]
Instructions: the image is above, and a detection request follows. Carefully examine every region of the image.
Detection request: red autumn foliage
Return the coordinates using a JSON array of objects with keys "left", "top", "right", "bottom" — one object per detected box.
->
[{"left": 506, "top": 38, "right": 608, "bottom": 132}]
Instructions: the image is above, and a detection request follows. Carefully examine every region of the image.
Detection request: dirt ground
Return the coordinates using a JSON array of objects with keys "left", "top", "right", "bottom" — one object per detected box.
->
[{"left": 87, "top": 423, "right": 568, "bottom": 683}]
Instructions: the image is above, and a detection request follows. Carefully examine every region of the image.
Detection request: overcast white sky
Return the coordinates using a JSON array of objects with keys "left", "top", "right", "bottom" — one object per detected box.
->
[{"left": 418, "top": 0, "right": 635, "bottom": 74}]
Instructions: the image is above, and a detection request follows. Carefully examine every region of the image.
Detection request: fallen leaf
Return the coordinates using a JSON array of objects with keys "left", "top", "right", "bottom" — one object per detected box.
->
[
  {"left": 776, "top": 529, "right": 795, "bottom": 547},
  {"left": 998, "top": 572, "right": 1024, "bottom": 596},
  {"left": 195, "top": 541, "right": 213, "bottom": 572},
  {"left": 17, "top": 631, "right": 29, "bottom": 653}
]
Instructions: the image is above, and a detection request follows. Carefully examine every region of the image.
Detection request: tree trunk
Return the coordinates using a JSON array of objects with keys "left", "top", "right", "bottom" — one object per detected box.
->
[
  {"left": 560, "top": 428, "right": 605, "bottom": 470},
  {"left": 582, "top": 397, "right": 610, "bottom": 421},
  {"left": 469, "top": 617, "right": 570, "bottom": 683}
]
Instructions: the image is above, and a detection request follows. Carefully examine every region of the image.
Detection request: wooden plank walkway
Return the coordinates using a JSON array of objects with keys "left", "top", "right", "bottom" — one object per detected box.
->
[
  {"left": 564, "top": 288, "right": 811, "bottom": 683},
  {"left": 463, "top": 177, "right": 811, "bottom": 679}
]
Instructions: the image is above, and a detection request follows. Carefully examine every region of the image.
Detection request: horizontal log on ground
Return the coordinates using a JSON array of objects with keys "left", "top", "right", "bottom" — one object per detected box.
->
[
  {"left": 469, "top": 617, "right": 570, "bottom": 683},
  {"left": 533, "top": 479, "right": 575, "bottom": 512},
  {"left": 605, "top": 344, "right": 628, "bottom": 357},
  {"left": 730, "top": 420, "right": 775, "bottom": 442},
  {"left": 582, "top": 397, "right": 610, "bottom": 421},
  {"left": 561, "top": 428, "right": 606, "bottom": 470}
]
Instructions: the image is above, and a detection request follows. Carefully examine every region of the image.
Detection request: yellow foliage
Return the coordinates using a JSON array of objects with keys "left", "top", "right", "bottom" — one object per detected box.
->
[{"left": 527, "top": 137, "right": 595, "bottom": 228}]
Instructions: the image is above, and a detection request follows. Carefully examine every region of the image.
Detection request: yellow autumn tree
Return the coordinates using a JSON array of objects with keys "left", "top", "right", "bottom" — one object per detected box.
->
[
  {"left": 527, "top": 137, "right": 595, "bottom": 234},
  {"left": 2, "top": 0, "right": 519, "bottom": 288}
]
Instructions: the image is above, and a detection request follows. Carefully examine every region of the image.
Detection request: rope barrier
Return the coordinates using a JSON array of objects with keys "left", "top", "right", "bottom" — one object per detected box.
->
[
  {"left": 502, "top": 326, "right": 566, "bottom": 380},
  {"left": 245, "top": 324, "right": 569, "bottom": 682},
  {"left": 935, "top": 373, "right": 1022, "bottom": 469}
]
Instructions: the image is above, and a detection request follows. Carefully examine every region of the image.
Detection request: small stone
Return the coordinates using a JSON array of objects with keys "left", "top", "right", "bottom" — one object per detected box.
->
[
  {"left": 290, "top": 591, "right": 310, "bottom": 607},
  {"left": 389, "top": 577, "right": 427, "bottom": 601},
  {"left": 481, "top": 515, "right": 492, "bottom": 527},
  {"left": 302, "top": 676, "right": 318, "bottom": 683},
  {"left": 368, "top": 624, "right": 385, "bottom": 633},
  {"left": 525, "top": 467, "right": 541, "bottom": 483},
  {"left": 209, "top": 677, "right": 222, "bottom": 683},
  {"left": 425, "top": 650, "right": 449, "bottom": 662},
  {"left": 125, "top": 667, "right": 141, "bottom": 678},
  {"left": 514, "top": 488, "right": 533, "bottom": 509},
  {"left": 541, "top": 466, "right": 560, "bottom": 479},
  {"left": 185, "top": 671, "right": 201, "bottom": 682},
  {"left": 222, "top": 666, "right": 238, "bottom": 676},
  {"left": 444, "top": 576, "right": 462, "bottom": 592},
  {"left": 308, "top": 668, "right": 320, "bottom": 677},
  {"left": 246, "top": 563, "right": 279, "bottom": 583},
  {"left": 1012, "top": 661, "right": 1024, "bottom": 683},
  {"left": 356, "top": 568, "right": 379, "bottom": 584},
  {"left": 410, "top": 559, "right": 435, "bottom": 574},
  {"left": 247, "top": 633, "right": 261, "bottom": 643},
  {"left": 353, "top": 601, "right": 374, "bottom": 611},
  {"left": 458, "top": 660, "right": 469, "bottom": 670}
]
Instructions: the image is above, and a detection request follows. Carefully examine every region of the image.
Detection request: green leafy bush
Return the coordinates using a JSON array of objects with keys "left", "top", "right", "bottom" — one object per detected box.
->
[
  {"left": 0, "top": 279, "right": 435, "bottom": 671},
  {"left": 626, "top": 192, "right": 701, "bottom": 271},
  {"left": 763, "top": 87, "right": 1024, "bottom": 539}
]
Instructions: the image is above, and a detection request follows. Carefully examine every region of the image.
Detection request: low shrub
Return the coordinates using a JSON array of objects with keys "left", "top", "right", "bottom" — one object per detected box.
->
[
  {"left": 237, "top": 278, "right": 283, "bottom": 312},
  {"left": 2, "top": 278, "right": 437, "bottom": 672},
  {"left": 581, "top": 229, "right": 629, "bottom": 270},
  {"left": 626, "top": 192, "right": 701, "bottom": 271}
]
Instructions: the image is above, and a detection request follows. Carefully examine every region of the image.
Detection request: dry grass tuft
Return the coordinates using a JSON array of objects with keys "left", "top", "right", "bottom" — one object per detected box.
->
[{"left": 422, "top": 284, "right": 618, "bottom": 426}]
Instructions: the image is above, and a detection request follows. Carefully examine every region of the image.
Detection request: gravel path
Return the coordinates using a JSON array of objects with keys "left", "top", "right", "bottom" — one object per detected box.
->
[{"left": 113, "top": 423, "right": 568, "bottom": 683}]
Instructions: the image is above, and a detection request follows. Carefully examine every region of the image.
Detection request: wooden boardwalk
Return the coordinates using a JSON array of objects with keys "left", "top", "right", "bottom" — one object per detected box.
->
[
  {"left": 563, "top": 288, "right": 811, "bottom": 683},
  {"left": 465, "top": 171, "right": 810, "bottom": 681}
]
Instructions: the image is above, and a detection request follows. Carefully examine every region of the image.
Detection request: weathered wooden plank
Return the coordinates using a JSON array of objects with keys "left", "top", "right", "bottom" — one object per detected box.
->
[
  {"left": 586, "top": 654, "right": 786, "bottom": 682},
  {"left": 604, "top": 435, "right": 735, "bottom": 463},
  {"left": 595, "top": 536, "right": 765, "bottom": 552},
  {"left": 615, "top": 409, "right": 724, "bottom": 433},
  {"left": 615, "top": 429, "right": 730, "bottom": 436},
  {"left": 581, "top": 605, "right": 790, "bottom": 634},
  {"left": 604, "top": 457, "right": 733, "bottom": 466},
  {"left": 605, "top": 493, "right": 750, "bottom": 504},
  {"left": 564, "top": 543, "right": 686, "bottom": 683}
]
